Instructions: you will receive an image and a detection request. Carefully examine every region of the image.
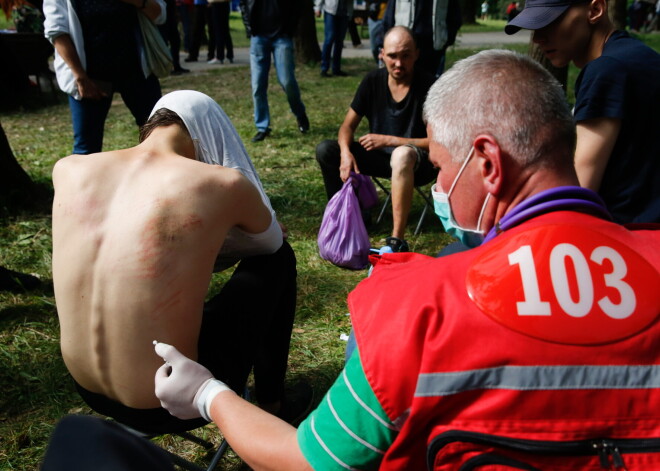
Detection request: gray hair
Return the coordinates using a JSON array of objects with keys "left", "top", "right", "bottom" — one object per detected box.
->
[{"left": 423, "top": 49, "right": 576, "bottom": 169}]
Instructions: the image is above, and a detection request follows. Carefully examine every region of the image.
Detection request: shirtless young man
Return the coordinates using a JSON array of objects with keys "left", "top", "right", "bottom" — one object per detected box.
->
[{"left": 52, "top": 91, "right": 298, "bottom": 433}]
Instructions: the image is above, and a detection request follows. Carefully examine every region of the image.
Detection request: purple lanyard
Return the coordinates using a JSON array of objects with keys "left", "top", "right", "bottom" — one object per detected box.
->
[{"left": 483, "top": 186, "right": 613, "bottom": 244}]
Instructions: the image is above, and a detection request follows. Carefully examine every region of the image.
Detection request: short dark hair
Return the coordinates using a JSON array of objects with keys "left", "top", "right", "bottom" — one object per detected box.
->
[{"left": 138, "top": 108, "right": 188, "bottom": 143}]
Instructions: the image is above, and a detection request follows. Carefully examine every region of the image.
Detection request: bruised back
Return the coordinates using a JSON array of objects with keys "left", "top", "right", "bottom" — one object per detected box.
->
[{"left": 52, "top": 148, "right": 248, "bottom": 408}]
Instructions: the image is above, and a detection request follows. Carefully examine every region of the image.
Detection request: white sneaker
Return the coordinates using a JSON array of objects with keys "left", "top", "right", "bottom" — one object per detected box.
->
[{"left": 207, "top": 58, "right": 223, "bottom": 65}]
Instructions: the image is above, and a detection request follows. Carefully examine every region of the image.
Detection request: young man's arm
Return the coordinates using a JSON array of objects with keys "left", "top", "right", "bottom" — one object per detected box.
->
[
  {"left": 338, "top": 108, "right": 364, "bottom": 181},
  {"left": 575, "top": 117, "right": 621, "bottom": 191}
]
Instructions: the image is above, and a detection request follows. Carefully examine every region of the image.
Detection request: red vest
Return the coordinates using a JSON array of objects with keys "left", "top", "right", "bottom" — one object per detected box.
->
[{"left": 349, "top": 212, "right": 660, "bottom": 470}]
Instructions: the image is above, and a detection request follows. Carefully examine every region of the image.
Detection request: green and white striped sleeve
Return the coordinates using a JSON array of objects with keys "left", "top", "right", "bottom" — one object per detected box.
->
[{"left": 297, "top": 349, "right": 398, "bottom": 470}]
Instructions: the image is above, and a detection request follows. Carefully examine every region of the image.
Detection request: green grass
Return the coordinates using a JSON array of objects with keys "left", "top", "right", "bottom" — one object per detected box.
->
[{"left": 2, "top": 35, "right": 659, "bottom": 470}]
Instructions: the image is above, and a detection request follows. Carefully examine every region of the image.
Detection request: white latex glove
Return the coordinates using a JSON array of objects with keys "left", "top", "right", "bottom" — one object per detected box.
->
[{"left": 154, "top": 342, "right": 232, "bottom": 421}]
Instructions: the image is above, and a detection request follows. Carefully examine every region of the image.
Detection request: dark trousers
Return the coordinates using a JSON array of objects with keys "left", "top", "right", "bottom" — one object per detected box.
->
[
  {"left": 189, "top": 4, "right": 215, "bottom": 60},
  {"left": 210, "top": 2, "right": 233, "bottom": 61},
  {"left": 315, "top": 139, "right": 437, "bottom": 200},
  {"left": 73, "top": 241, "right": 297, "bottom": 434},
  {"left": 159, "top": 0, "right": 183, "bottom": 69},
  {"left": 68, "top": 74, "right": 161, "bottom": 155},
  {"left": 42, "top": 415, "right": 175, "bottom": 471}
]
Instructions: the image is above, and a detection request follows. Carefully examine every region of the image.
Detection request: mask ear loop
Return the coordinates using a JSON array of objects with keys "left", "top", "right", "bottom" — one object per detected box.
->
[
  {"left": 447, "top": 146, "right": 475, "bottom": 198},
  {"left": 475, "top": 193, "right": 491, "bottom": 233}
]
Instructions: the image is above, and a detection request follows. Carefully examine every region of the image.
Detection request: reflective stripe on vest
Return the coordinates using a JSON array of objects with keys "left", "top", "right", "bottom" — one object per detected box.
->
[{"left": 415, "top": 365, "right": 660, "bottom": 397}]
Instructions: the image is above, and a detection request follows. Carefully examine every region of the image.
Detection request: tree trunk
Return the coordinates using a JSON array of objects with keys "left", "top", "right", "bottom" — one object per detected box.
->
[
  {"left": 528, "top": 41, "right": 568, "bottom": 92},
  {"left": 0, "top": 121, "right": 37, "bottom": 203},
  {"left": 609, "top": 0, "right": 627, "bottom": 29},
  {"left": 460, "top": 0, "right": 479, "bottom": 24},
  {"left": 295, "top": 0, "right": 322, "bottom": 64}
]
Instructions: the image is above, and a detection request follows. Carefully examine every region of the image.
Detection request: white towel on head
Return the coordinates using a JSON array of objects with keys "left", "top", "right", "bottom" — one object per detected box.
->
[{"left": 150, "top": 90, "right": 282, "bottom": 267}]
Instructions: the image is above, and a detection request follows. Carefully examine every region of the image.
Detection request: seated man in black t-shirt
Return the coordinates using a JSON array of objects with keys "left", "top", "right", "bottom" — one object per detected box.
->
[{"left": 316, "top": 26, "right": 437, "bottom": 252}]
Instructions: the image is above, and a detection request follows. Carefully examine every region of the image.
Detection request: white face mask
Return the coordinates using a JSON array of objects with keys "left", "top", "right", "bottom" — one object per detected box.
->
[{"left": 431, "top": 146, "right": 491, "bottom": 248}]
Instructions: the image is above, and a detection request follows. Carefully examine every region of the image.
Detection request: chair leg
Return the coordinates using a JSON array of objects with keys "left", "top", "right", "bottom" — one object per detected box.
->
[
  {"left": 413, "top": 186, "right": 435, "bottom": 236},
  {"left": 372, "top": 177, "right": 391, "bottom": 225},
  {"left": 166, "top": 450, "right": 206, "bottom": 471},
  {"left": 206, "top": 440, "right": 229, "bottom": 471}
]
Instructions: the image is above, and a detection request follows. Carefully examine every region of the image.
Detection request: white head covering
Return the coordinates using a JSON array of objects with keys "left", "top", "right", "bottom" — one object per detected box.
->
[{"left": 149, "top": 91, "right": 282, "bottom": 266}]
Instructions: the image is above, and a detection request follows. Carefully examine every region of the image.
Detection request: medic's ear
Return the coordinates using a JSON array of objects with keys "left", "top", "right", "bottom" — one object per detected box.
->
[{"left": 473, "top": 135, "right": 503, "bottom": 196}]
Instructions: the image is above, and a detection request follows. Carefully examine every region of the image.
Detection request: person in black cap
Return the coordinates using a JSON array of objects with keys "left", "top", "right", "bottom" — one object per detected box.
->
[{"left": 505, "top": 0, "right": 660, "bottom": 224}]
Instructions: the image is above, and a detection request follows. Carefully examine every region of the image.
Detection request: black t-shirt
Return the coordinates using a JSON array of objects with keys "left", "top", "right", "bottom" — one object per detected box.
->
[
  {"left": 72, "top": 0, "right": 141, "bottom": 82},
  {"left": 574, "top": 30, "right": 660, "bottom": 224},
  {"left": 251, "top": 0, "right": 283, "bottom": 38},
  {"left": 350, "top": 67, "right": 434, "bottom": 142}
]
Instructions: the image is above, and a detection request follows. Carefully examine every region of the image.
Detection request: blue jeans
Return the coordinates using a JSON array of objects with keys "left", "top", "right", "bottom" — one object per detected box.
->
[
  {"left": 250, "top": 34, "right": 306, "bottom": 132},
  {"left": 68, "top": 74, "right": 161, "bottom": 155},
  {"left": 321, "top": 12, "right": 349, "bottom": 74},
  {"left": 367, "top": 17, "right": 384, "bottom": 63}
]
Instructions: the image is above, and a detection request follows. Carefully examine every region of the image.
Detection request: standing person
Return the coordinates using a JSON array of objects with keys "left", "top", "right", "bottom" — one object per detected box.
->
[
  {"left": 506, "top": 0, "right": 519, "bottom": 21},
  {"left": 43, "top": 0, "right": 166, "bottom": 155},
  {"left": 316, "top": 0, "right": 353, "bottom": 76},
  {"left": 208, "top": 0, "right": 233, "bottom": 64},
  {"left": 185, "top": 0, "right": 214, "bottom": 62},
  {"left": 383, "top": 0, "right": 462, "bottom": 77},
  {"left": 152, "top": 50, "right": 660, "bottom": 470},
  {"left": 51, "top": 90, "right": 307, "bottom": 434},
  {"left": 366, "top": 0, "right": 386, "bottom": 65},
  {"left": 316, "top": 26, "right": 437, "bottom": 252},
  {"left": 160, "top": 0, "right": 190, "bottom": 74},
  {"left": 506, "top": 0, "right": 660, "bottom": 224},
  {"left": 239, "top": 0, "right": 310, "bottom": 142}
]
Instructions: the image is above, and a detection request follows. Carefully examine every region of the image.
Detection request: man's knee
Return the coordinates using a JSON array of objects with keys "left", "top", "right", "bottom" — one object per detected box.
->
[
  {"left": 316, "top": 139, "right": 340, "bottom": 167},
  {"left": 390, "top": 146, "right": 417, "bottom": 173}
]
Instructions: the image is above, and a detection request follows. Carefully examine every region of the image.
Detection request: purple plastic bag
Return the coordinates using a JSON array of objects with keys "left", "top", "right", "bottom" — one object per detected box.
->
[
  {"left": 318, "top": 177, "right": 371, "bottom": 269},
  {"left": 351, "top": 173, "right": 379, "bottom": 210}
]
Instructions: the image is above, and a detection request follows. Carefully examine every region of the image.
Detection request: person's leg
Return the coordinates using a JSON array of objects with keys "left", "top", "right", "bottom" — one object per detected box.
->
[
  {"left": 367, "top": 17, "right": 382, "bottom": 63},
  {"left": 321, "top": 11, "right": 336, "bottom": 74},
  {"left": 210, "top": 2, "right": 224, "bottom": 61},
  {"left": 197, "top": 242, "right": 297, "bottom": 407},
  {"left": 119, "top": 74, "right": 162, "bottom": 128},
  {"left": 251, "top": 241, "right": 297, "bottom": 406},
  {"left": 331, "top": 14, "right": 349, "bottom": 74},
  {"left": 347, "top": 17, "right": 361, "bottom": 46},
  {"left": 220, "top": 1, "right": 233, "bottom": 61},
  {"left": 205, "top": 5, "right": 215, "bottom": 61},
  {"left": 316, "top": 140, "right": 392, "bottom": 200},
  {"left": 68, "top": 94, "right": 112, "bottom": 155},
  {"left": 178, "top": 3, "right": 192, "bottom": 52},
  {"left": 389, "top": 145, "right": 417, "bottom": 239},
  {"left": 315, "top": 139, "right": 344, "bottom": 199},
  {"left": 250, "top": 35, "right": 272, "bottom": 132},
  {"left": 187, "top": 4, "right": 204, "bottom": 60},
  {"left": 41, "top": 415, "right": 175, "bottom": 471},
  {"left": 272, "top": 35, "right": 306, "bottom": 122}
]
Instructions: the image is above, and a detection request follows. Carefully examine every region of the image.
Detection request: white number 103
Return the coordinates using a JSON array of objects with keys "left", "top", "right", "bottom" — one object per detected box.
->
[{"left": 508, "top": 244, "right": 636, "bottom": 319}]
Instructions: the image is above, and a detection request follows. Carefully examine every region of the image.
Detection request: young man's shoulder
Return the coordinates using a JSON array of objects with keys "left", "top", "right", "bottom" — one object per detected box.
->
[{"left": 598, "top": 30, "right": 660, "bottom": 66}]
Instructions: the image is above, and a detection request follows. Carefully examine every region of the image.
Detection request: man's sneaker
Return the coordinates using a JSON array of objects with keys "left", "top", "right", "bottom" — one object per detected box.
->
[
  {"left": 276, "top": 381, "right": 314, "bottom": 426},
  {"left": 208, "top": 58, "right": 223, "bottom": 65},
  {"left": 384, "top": 236, "right": 409, "bottom": 253},
  {"left": 251, "top": 128, "right": 271, "bottom": 142},
  {"left": 297, "top": 114, "right": 310, "bottom": 134},
  {"left": 320, "top": 70, "right": 330, "bottom": 77}
]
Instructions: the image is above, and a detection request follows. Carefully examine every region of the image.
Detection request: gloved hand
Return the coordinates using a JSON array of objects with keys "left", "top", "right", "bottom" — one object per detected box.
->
[{"left": 154, "top": 342, "right": 232, "bottom": 421}]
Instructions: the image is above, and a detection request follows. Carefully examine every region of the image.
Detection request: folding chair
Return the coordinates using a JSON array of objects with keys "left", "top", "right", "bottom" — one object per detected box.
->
[
  {"left": 117, "top": 422, "right": 229, "bottom": 471},
  {"left": 371, "top": 177, "right": 435, "bottom": 236}
]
